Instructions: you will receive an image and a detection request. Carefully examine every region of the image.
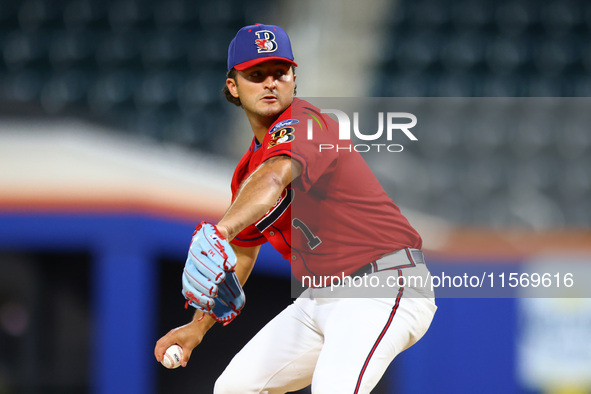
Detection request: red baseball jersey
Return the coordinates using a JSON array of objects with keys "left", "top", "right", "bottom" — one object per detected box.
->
[{"left": 230, "top": 99, "right": 421, "bottom": 281}]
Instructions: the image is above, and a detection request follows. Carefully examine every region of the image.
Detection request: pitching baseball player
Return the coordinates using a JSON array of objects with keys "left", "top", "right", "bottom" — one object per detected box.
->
[{"left": 155, "top": 24, "right": 436, "bottom": 393}]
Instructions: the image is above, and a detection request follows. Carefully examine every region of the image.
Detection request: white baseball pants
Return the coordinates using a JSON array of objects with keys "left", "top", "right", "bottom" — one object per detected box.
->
[{"left": 214, "top": 257, "right": 436, "bottom": 394}]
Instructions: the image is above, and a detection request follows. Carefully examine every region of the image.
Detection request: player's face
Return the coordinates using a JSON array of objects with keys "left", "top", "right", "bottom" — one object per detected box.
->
[{"left": 228, "top": 61, "right": 296, "bottom": 120}]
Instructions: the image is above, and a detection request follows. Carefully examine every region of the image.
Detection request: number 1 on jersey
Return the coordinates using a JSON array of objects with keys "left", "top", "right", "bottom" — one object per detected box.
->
[{"left": 292, "top": 218, "right": 322, "bottom": 250}]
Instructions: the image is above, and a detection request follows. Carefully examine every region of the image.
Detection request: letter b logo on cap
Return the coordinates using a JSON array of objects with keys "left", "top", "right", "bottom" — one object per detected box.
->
[{"left": 255, "top": 30, "right": 278, "bottom": 53}]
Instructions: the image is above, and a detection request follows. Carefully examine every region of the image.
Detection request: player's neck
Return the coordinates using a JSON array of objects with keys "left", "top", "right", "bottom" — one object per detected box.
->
[{"left": 245, "top": 113, "right": 279, "bottom": 144}]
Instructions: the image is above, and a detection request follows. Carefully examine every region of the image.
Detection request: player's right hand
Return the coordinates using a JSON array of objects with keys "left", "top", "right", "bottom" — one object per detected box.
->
[{"left": 154, "top": 320, "right": 205, "bottom": 367}]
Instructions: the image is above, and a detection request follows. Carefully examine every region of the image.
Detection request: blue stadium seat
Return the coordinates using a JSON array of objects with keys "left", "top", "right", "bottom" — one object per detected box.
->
[
  {"left": 555, "top": 104, "right": 591, "bottom": 158},
  {"left": 48, "top": 30, "right": 96, "bottom": 71},
  {"left": 377, "top": 0, "right": 588, "bottom": 226},
  {"left": 539, "top": 0, "right": 580, "bottom": 36},
  {"left": 133, "top": 70, "right": 184, "bottom": 111},
  {"left": 140, "top": 30, "right": 187, "bottom": 71},
  {"left": 176, "top": 70, "right": 225, "bottom": 113},
  {"left": 198, "top": 1, "right": 244, "bottom": 29},
  {"left": 186, "top": 29, "right": 234, "bottom": 68},
  {"left": 0, "top": 69, "right": 43, "bottom": 103},
  {"left": 429, "top": 191, "right": 471, "bottom": 224},
  {"left": 132, "top": 107, "right": 175, "bottom": 141},
  {"left": 450, "top": 0, "right": 494, "bottom": 30},
  {"left": 171, "top": 103, "right": 229, "bottom": 152},
  {"left": 407, "top": 0, "right": 450, "bottom": 30},
  {"left": 18, "top": 0, "right": 64, "bottom": 30},
  {"left": 2, "top": 31, "right": 50, "bottom": 72},
  {"left": 556, "top": 160, "right": 591, "bottom": 200},
  {"left": 153, "top": 0, "right": 196, "bottom": 30},
  {"left": 485, "top": 35, "right": 526, "bottom": 74},
  {"left": 533, "top": 37, "right": 576, "bottom": 76},
  {"left": 479, "top": 74, "right": 525, "bottom": 96},
  {"left": 40, "top": 69, "right": 91, "bottom": 113},
  {"left": 525, "top": 74, "right": 571, "bottom": 96},
  {"left": 94, "top": 31, "right": 142, "bottom": 70},
  {"left": 424, "top": 159, "right": 457, "bottom": 196},
  {"left": 563, "top": 199, "right": 591, "bottom": 227},
  {"left": 508, "top": 104, "right": 555, "bottom": 156},
  {"left": 495, "top": 1, "right": 532, "bottom": 35},
  {"left": 433, "top": 72, "right": 477, "bottom": 96},
  {"left": 417, "top": 107, "right": 464, "bottom": 156},
  {"left": 0, "top": 0, "right": 255, "bottom": 161},
  {"left": 0, "top": 1, "right": 20, "bottom": 32},
  {"left": 87, "top": 70, "right": 139, "bottom": 115},
  {"left": 439, "top": 32, "right": 485, "bottom": 72},
  {"left": 380, "top": 71, "right": 434, "bottom": 96},
  {"left": 395, "top": 30, "right": 441, "bottom": 72},
  {"left": 63, "top": 0, "right": 109, "bottom": 30},
  {"left": 509, "top": 157, "right": 560, "bottom": 194},
  {"left": 462, "top": 103, "right": 509, "bottom": 152},
  {"left": 108, "top": 0, "right": 153, "bottom": 31}
]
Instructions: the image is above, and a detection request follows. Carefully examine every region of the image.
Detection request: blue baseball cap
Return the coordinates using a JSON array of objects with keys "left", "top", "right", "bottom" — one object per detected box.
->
[{"left": 227, "top": 24, "right": 297, "bottom": 71}]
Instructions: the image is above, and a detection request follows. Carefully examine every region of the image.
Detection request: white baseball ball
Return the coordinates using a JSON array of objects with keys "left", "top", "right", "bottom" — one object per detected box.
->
[{"left": 161, "top": 344, "right": 183, "bottom": 369}]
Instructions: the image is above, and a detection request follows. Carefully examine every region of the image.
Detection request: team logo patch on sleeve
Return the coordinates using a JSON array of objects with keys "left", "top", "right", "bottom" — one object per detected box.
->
[
  {"left": 268, "top": 126, "right": 295, "bottom": 148},
  {"left": 267, "top": 126, "right": 295, "bottom": 149},
  {"left": 269, "top": 119, "right": 300, "bottom": 134}
]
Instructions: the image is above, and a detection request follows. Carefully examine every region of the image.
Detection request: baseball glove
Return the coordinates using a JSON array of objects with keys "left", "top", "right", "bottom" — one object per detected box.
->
[{"left": 182, "top": 222, "right": 245, "bottom": 325}]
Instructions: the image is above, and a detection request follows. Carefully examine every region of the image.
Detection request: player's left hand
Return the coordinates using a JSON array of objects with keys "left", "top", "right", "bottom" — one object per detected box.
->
[{"left": 181, "top": 222, "right": 245, "bottom": 325}]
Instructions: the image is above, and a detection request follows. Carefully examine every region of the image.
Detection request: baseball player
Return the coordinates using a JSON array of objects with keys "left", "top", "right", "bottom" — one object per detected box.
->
[{"left": 155, "top": 24, "right": 436, "bottom": 393}]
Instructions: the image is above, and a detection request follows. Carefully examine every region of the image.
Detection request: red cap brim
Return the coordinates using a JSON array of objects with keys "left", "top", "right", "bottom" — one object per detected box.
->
[{"left": 234, "top": 57, "right": 298, "bottom": 71}]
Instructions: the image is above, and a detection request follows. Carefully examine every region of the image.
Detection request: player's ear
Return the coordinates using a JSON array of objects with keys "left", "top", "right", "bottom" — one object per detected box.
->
[{"left": 226, "top": 78, "right": 239, "bottom": 98}]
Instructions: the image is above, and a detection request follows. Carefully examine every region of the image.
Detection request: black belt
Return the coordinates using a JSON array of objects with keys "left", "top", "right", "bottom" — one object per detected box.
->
[{"left": 351, "top": 248, "right": 425, "bottom": 279}]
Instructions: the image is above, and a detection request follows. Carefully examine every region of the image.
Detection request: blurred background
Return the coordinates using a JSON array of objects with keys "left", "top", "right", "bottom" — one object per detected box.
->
[{"left": 0, "top": 0, "right": 590, "bottom": 393}]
